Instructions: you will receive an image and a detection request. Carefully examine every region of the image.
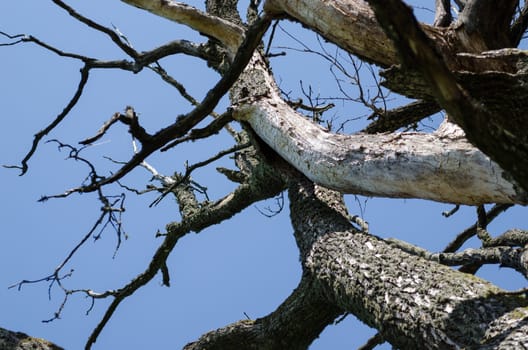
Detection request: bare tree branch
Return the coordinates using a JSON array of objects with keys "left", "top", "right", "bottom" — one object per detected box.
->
[
  {"left": 485, "top": 229, "right": 528, "bottom": 248},
  {"left": 78, "top": 15, "right": 271, "bottom": 193},
  {"left": 2, "top": 30, "right": 210, "bottom": 174},
  {"left": 363, "top": 100, "right": 440, "bottom": 133},
  {"left": 121, "top": 0, "right": 245, "bottom": 55},
  {"left": 151, "top": 141, "right": 250, "bottom": 206},
  {"left": 438, "top": 246, "right": 528, "bottom": 278},
  {"left": 443, "top": 204, "right": 513, "bottom": 252},
  {"left": 6, "top": 14, "right": 270, "bottom": 193},
  {"left": 365, "top": 0, "right": 528, "bottom": 192},
  {"left": 4, "top": 65, "right": 90, "bottom": 175},
  {"left": 52, "top": 0, "right": 139, "bottom": 58},
  {"left": 85, "top": 151, "right": 285, "bottom": 349}
]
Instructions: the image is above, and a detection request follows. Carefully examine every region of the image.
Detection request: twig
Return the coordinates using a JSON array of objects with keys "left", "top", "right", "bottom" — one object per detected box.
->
[
  {"left": 51, "top": 0, "right": 138, "bottom": 58},
  {"left": 60, "top": 15, "right": 272, "bottom": 194},
  {"left": 443, "top": 204, "right": 513, "bottom": 253},
  {"left": 4, "top": 65, "right": 90, "bottom": 175},
  {"left": 85, "top": 159, "right": 285, "bottom": 349},
  {"left": 442, "top": 204, "right": 460, "bottom": 218},
  {"left": 151, "top": 142, "right": 250, "bottom": 206}
]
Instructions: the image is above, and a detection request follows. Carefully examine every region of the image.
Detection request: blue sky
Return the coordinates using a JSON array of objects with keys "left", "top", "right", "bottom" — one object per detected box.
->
[{"left": 1, "top": 1, "right": 526, "bottom": 349}]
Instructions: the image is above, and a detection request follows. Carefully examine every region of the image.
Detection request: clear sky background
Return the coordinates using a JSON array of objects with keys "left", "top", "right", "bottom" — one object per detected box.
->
[{"left": 1, "top": 1, "right": 526, "bottom": 349}]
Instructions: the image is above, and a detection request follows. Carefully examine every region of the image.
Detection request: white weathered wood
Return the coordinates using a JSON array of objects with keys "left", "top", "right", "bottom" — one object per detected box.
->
[
  {"left": 121, "top": 0, "right": 244, "bottom": 54},
  {"left": 264, "top": 0, "right": 398, "bottom": 66},
  {"left": 235, "top": 88, "right": 527, "bottom": 205}
]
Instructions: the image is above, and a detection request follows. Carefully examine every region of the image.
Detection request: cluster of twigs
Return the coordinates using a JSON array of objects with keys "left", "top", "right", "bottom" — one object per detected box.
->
[{"left": 1, "top": 1, "right": 273, "bottom": 348}]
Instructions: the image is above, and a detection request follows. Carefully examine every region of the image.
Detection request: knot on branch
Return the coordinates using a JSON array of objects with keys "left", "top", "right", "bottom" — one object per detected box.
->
[{"left": 80, "top": 106, "right": 152, "bottom": 146}]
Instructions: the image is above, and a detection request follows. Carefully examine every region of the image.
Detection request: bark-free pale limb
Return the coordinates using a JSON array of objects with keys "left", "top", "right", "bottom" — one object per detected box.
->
[{"left": 235, "top": 91, "right": 527, "bottom": 205}]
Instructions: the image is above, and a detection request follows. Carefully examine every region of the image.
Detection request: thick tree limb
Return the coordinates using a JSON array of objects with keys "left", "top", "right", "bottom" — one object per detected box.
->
[
  {"left": 365, "top": 0, "right": 528, "bottom": 193},
  {"left": 288, "top": 179, "right": 528, "bottom": 349},
  {"left": 264, "top": 0, "right": 398, "bottom": 67},
  {"left": 456, "top": 0, "right": 517, "bottom": 50},
  {"left": 121, "top": 0, "right": 244, "bottom": 55},
  {"left": 183, "top": 276, "right": 342, "bottom": 350},
  {"left": 235, "top": 89, "right": 527, "bottom": 205}
]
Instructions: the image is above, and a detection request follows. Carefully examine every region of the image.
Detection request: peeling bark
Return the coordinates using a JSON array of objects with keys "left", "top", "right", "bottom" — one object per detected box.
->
[
  {"left": 236, "top": 95, "right": 527, "bottom": 205},
  {"left": 364, "top": 0, "right": 528, "bottom": 192},
  {"left": 233, "top": 53, "right": 527, "bottom": 205}
]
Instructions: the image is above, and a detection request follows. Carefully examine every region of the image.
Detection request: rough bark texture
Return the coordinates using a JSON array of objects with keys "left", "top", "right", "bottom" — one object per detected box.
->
[
  {"left": 183, "top": 276, "right": 342, "bottom": 350},
  {"left": 0, "top": 327, "right": 63, "bottom": 350},
  {"left": 455, "top": 0, "right": 518, "bottom": 50},
  {"left": 289, "top": 179, "right": 528, "bottom": 349}
]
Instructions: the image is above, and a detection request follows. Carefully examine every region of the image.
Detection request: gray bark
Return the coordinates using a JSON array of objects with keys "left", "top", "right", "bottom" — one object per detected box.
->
[
  {"left": 0, "top": 327, "right": 63, "bottom": 350},
  {"left": 289, "top": 179, "right": 528, "bottom": 349}
]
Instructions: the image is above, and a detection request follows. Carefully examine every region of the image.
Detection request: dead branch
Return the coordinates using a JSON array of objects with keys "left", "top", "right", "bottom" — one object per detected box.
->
[
  {"left": 77, "top": 15, "right": 272, "bottom": 194},
  {"left": 2, "top": 30, "right": 209, "bottom": 174},
  {"left": 363, "top": 100, "right": 440, "bottom": 133},
  {"left": 122, "top": 0, "right": 245, "bottom": 55},
  {"left": 52, "top": 0, "right": 138, "bottom": 58},
  {"left": 443, "top": 204, "right": 513, "bottom": 252},
  {"left": 85, "top": 153, "right": 285, "bottom": 349},
  {"left": 437, "top": 246, "right": 528, "bottom": 278},
  {"left": 5, "top": 13, "right": 270, "bottom": 197},
  {"left": 484, "top": 229, "right": 528, "bottom": 247},
  {"left": 4, "top": 65, "right": 90, "bottom": 175},
  {"left": 151, "top": 142, "right": 250, "bottom": 206}
]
